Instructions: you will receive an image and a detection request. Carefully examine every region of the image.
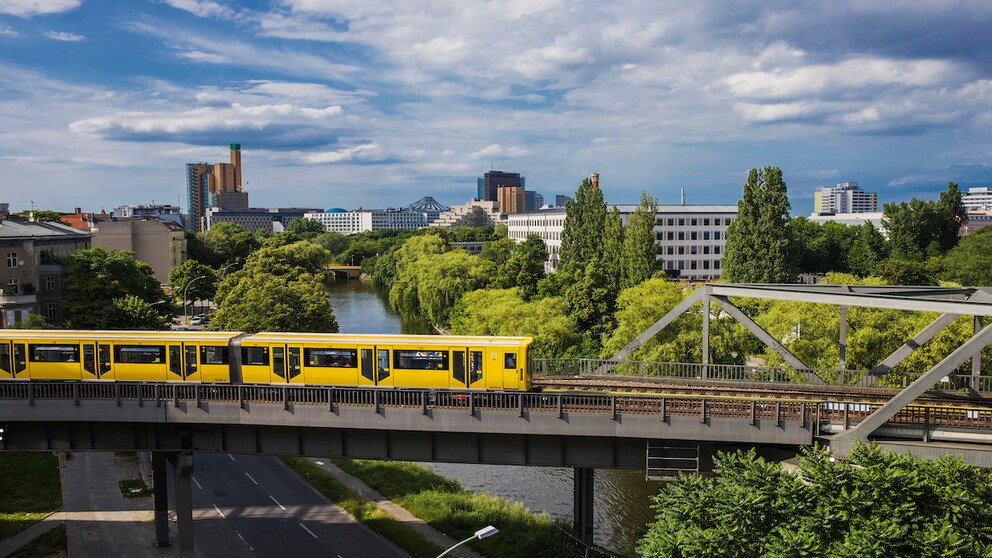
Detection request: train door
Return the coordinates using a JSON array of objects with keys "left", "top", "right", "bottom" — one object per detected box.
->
[
  {"left": 168, "top": 344, "right": 184, "bottom": 381},
  {"left": 13, "top": 342, "right": 27, "bottom": 379},
  {"left": 502, "top": 350, "right": 520, "bottom": 390},
  {"left": 357, "top": 345, "right": 392, "bottom": 386},
  {"left": 96, "top": 343, "right": 112, "bottom": 380},
  {"left": 272, "top": 346, "right": 286, "bottom": 383},
  {"left": 376, "top": 347, "right": 393, "bottom": 387},
  {"left": 468, "top": 349, "right": 484, "bottom": 389},
  {"left": 451, "top": 349, "right": 467, "bottom": 388},
  {"left": 82, "top": 343, "right": 97, "bottom": 380},
  {"left": 287, "top": 345, "right": 303, "bottom": 384},
  {"left": 0, "top": 342, "right": 11, "bottom": 379}
]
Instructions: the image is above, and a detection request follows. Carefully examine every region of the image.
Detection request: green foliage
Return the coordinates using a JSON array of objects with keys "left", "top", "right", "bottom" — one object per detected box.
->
[
  {"left": 559, "top": 177, "right": 607, "bottom": 272},
  {"left": 723, "top": 167, "right": 796, "bottom": 283},
  {"left": 62, "top": 248, "right": 170, "bottom": 329},
  {"left": 13, "top": 210, "right": 66, "bottom": 224},
  {"left": 105, "top": 295, "right": 172, "bottom": 330},
  {"left": 941, "top": 226, "right": 992, "bottom": 286},
  {"left": 601, "top": 207, "right": 624, "bottom": 296},
  {"left": 491, "top": 235, "right": 548, "bottom": 300},
  {"left": 313, "top": 231, "right": 350, "bottom": 255},
  {"left": 211, "top": 241, "right": 338, "bottom": 333},
  {"left": 450, "top": 288, "right": 582, "bottom": 358},
  {"left": 639, "top": 444, "right": 992, "bottom": 558},
  {"left": 847, "top": 221, "right": 890, "bottom": 277},
  {"left": 563, "top": 260, "right": 615, "bottom": 342},
  {"left": 188, "top": 222, "right": 260, "bottom": 268},
  {"left": 601, "top": 278, "right": 747, "bottom": 364},
  {"left": 873, "top": 258, "right": 939, "bottom": 286},
  {"left": 621, "top": 192, "right": 658, "bottom": 289},
  {"left": 790, "top": 218, "right": 858, "bottom": 274},
  {"left": 8, "top": 313, "right": 54, "bottom": 329},
  {"left": 479, "top": 236, "right": 515, "bottom": 270},
  {"left": 0, "top": 453, "right": 63, "bottom": 541},
  {"left": 168, "top": 259, "right": 217, "bottom": 302},
  {"left": 390, "top": 247, "right": 493, "bottom": 327},
  {"left": 284, "top": 217, "right": 326, "bottom": 238},
  {"left": 883, "top": 182, "right": 968, "bottom": 259}
]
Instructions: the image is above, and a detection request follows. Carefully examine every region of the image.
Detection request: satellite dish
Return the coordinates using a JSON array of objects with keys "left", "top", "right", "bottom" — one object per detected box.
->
[{"left": 17, "top": 260, "right": 23, "bottom": 266}]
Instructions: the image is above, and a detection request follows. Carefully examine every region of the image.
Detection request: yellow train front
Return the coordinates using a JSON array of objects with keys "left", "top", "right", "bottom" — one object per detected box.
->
[{"left": 0, "top": 330, "right": 534, "bottom": 391}]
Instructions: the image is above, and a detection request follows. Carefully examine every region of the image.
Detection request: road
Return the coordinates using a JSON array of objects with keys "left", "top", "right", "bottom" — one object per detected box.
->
[{"left": 184, "top": 453, "right": 405, "bottom": 558}]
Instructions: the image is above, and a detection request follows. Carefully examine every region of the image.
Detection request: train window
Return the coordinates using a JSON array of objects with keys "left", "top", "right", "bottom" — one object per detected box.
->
[
  {"left": 169, "top": 346, "right": 181, "bottom": 375},
  {"left": 114, "top": 345, "right": 165, "bottom": 364},
  {"left": 29, "top": 344, "right": 80, "bottom": 363},
  {"left": 394, "top": 350, "right": 448, "bottom": 370},
  {"left": 83, "top": 345, "right": 95, "bottom": 374},
  {"left": 504, "top": 353, "right": 517, "bottom": 369},
  {"left": 0, "top": 343, "right": 10, "bottom": 373},
  {"left": 200, "top": 345, "right": 229, "bottom": 365},
  {"left": 305, "top": 348, "right": 357, "bottom": 368},
  {"left": 242, "top": 346, "right": 269, "bottom": 366}
]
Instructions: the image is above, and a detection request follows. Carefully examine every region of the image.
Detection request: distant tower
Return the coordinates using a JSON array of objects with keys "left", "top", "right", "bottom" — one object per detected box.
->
[{"left": 591, "top": 172, "right": 599, "bottom": 189}]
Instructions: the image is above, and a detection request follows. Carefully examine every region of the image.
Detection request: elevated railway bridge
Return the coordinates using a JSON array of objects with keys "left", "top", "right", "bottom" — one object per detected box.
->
[{"left": 3, "top": 283, "right": 992, "bottom": 554}]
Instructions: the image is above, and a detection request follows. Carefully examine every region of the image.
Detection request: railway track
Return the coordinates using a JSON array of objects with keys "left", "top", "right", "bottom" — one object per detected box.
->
[{"left": 534, "top": 374, "right": 992, "bottom": 407}]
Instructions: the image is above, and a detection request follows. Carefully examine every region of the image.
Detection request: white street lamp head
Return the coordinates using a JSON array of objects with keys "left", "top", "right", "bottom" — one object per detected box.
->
[{"left": 475, "top": 526, "right": 498, "bottom": 540}]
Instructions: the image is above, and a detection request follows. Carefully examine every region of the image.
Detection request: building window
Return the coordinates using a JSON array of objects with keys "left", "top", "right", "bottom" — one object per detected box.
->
[
  {"left": 703, "top": 246, "right": 710, "bottom": 255},
  {"left": 678, "top": 246, "right": 685, "bottom": 255},
  {"left": 45, "top": 276, "right": 55, "bottom": 292},
  {"left": 690, "top": 218, "right": 698, "bottom": 226},
  {"left": 715, "top": 246, "right": 722, "bottom": 255},
  {"left": 703, "top": 260, "right": 711, "bottom": 270},
  {"left": 690, "top": 232, "right": 698, "bottom": 240},
  {"left": 46, "top": 303, "right": 57, "bottom": 319},
  {"left": 667, "top": 232, "right": 674, "bottom": 241},
  {"left": 703, "top": 218, "right": 710, "bottom": 226},
  {"left": 714, "top": 231, "right": 721, "bottom": 240},
  {"left": 6, "top": 279, "right": 19, "bottom": 294},
  {"left": 678, "top": 218, "right": 685, "bottom": 226},
  {"left": 666, "top": 218, "right": 674, "bottom": 226},
  {"left": 666, "top": 246, "right": 674, "bottom": 255},
  {"left": 715, "top": 260, "right": 721, "bottom": 269},
  {"left": 678, "top": 232, "right": 685, "bottom": 241},
  {"left": 690, "top": 260, "right": 698, "bottom": 270},
  {"left": 6, "top": 252, "right": 16, "bottom": 268}
]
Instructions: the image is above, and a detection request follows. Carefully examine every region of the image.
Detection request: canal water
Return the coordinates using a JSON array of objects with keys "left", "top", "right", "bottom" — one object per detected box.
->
[{"left": 328, "top": 280, "right": 663, "bottom": 556}]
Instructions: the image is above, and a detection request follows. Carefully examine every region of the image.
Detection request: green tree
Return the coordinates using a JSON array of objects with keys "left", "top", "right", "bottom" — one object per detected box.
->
[
  {"left": 937, "top": 182, "right": 968, "bottom": 253},
  {"left": 189, "top": 222, "right": 260, "bottom": 268},
  {"left": 284, "top": 217, "right": 326, "bottom": 238},
  {"left": 941, "top": 227, "right": 992, "bottom": 285},
  {"left": 105, "top": 295, "right": 172, "bottom": 330},
  {"left": 723, "top": 167, "right": 795, "bottom": 283},
  {"left": 479, "top": 236, "right": 515, "bottom": 271},
  {"left": 873, "top": 258, "right": 938, "bottom": 286},
  {"left": 313, "top": 231, "right": 350, "bottom": 255},
  {"left": 9, "top": 313, "right": 54, "bottom": 329},
  {"left": 390, "top": 249, "right": 493, "bottom": 327},
  {"left": 494, "top": 234, "right": 547, "bottom": 299},
  {"left": 638, "top": 444, "right": 992, "bottom": 558},
  {"left": 14, "top": 209, "right": 66, "bottom": 224},
  {"left": 601, "top": 207, "right": 625, "bottom": 296},
  {"left": 847, "top": 221, "right": 889, "bottom": 277},
  {"left": 559, "top": 178, "right": 607, "bottom": 273},
  {"left": 168, "top": 260, "right": 217, "bottom": 303},
  {"left": 621, "top": 191, "right": 658, "bottom": 288},
  {"left": 62, "top": 248, "right": 170, "bottom": 329},
  {"left": 883, "top": 183, "right": 967, "bottom": 259}
]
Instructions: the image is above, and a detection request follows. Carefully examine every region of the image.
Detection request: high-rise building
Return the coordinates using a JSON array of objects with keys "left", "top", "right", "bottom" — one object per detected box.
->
[
  {"left": 555, "top": 195, "right": 570, "bottom": 208},
  {"left": 186, "top": 144, "right": 249, "bottom": 232},
  {"left": 480, "top": 171, "right": 523, "bottom": 203},
  {"left": 813, "top": 182, "right": 877, "bottom": 215},
  {"left": 524, "top": 191, "right": 545, "bottom": 212},
  {"left": 498, "top": 184, "right": 526, "bottom": 214},
  {"left": 963, "top": 187, "right": 992, "bottom": 211}
]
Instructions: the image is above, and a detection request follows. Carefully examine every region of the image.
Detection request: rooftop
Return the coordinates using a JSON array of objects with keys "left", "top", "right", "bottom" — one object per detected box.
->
[{"left": 0, "top": 218, "right": 92, "bottom": 240}]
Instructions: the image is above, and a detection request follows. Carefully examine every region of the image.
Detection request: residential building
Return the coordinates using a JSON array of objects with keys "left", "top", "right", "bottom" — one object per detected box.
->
[
  {"left": 206, "top": 207, "right": 320, "bottom": 234},
  {"left": 304, "top": 207, "right": 431, "bottom": 235},
  {"left": 963, "top": 187, "right": 992, "bottom": 211},
  {"left": 186, "top": 144, "right": 249, "bottom": 232},
  {"left": 962, "top": 211, "right": 992, "bottom": 235},
  {"left": 0, "top": 215, "right": 91, "bottom": 327},
  {"left": 507, "top": 204, "right": 738, "bottom": 278},
  {"left": 88, "top": 216, "right": 187, "bottom": 284},
  {"left": 813, "top": 182, "right": 878, "bottom": 215},
  {"left": 432, "top": 200, "right": 505, "bottom": 228},
  {"left": 114, "top": 204, "right": 183, "bottom": 227}
]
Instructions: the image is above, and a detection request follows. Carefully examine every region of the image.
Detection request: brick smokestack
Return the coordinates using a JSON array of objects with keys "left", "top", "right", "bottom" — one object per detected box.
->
[{"left": 591, "top": 172, "right": 599, "bottom": 189}]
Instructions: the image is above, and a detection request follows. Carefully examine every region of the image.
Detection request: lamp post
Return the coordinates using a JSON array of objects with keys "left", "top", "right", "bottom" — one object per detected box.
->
[
  {"left": 436, "top": 525, "right": 499, "bottom": 558},
  {"left": 219, "top": 260, "right": 240, "bottom": 276},
  {"left": 183, "top": 275, "right": 206, "bottom": 325}
]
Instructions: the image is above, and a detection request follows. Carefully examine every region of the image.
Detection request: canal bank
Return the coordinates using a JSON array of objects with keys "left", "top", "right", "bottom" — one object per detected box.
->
[{"left": 327, "top": 279, "right": 663, "bottom": 555}]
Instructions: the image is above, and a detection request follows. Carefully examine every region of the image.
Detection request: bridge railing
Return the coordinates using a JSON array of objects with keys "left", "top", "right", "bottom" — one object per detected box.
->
[{"left": 533, "top": 359, "right": 992, "bottom": 394}]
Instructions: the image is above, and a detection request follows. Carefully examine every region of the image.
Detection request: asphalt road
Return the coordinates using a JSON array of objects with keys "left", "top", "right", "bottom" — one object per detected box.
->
[{"left": 184, "top": 453, "right": 405, "bottom": 558}]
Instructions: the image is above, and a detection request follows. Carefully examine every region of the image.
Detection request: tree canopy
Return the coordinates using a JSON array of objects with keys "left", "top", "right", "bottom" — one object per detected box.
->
[
  {"left": 940, "top": 226, "right": 992, "bottom": 286},
  {"left": 722, "top": 167, "right": 795, "bottom": 283},
  {"left": 882, "top": 182, "right": 967, "bottom": 259},
  {"left": 639, "top": 444, "right": 992, "bottom": 558},
  {"left": 168, "top": 259, "right": 217, "bottom": 303},
  {"left": 62, "top": 248, "right": 171, "bottom": 329}
]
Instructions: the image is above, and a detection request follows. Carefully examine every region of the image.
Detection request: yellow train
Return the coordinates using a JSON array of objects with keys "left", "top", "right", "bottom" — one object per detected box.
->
[{"left": 0, "top": 330, "right": 534, "bottom": 390}]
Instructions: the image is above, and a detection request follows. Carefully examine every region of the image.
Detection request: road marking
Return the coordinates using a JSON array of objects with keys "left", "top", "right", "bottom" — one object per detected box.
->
[
  {"left": 314, "top": 460, "right": 325, "bottom": 465},
  {"left": 228, "top": 454, "right": 237, "bottom": 462},
  {"left": 299, "top": 522, "right": 318, "bottom": 539},
  {"left": 269, "top": 495, "right": 286, "bottom": 511},
  {"left": 235, "top": 530, "right": 255, "bottom": 551},
  {"left": 245, "top": 472, "right": 258, "bottom": 485},
  {"left": 213, "top": 505, "right": 225, "bottom": 518},
  {"left": 192, "top": 477, "right": 202, "bottom": 490}
]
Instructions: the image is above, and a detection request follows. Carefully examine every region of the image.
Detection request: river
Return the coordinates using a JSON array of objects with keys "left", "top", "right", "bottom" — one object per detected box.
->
[{"left": 328, "top": 279, "right": 663, "bottom": 556}]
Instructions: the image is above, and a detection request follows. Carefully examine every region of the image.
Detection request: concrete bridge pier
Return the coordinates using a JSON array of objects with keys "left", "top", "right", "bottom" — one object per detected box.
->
[
  {"left": 152, "top": 451, "right": 195, "bottom": 557},
  {"left": 573, "top": 467, "right": 595, "bottom": 547}
]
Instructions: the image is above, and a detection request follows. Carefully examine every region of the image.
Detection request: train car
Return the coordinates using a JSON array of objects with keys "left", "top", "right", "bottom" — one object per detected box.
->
[
  {"left": 0, "top": 330, "right": 243, "bottom": 383},
  {"left": 0, "top": 330, "right": 535, "bottom": 390},
  {"left": 237, "top": 332, "right": 533, "bottom": 390}
]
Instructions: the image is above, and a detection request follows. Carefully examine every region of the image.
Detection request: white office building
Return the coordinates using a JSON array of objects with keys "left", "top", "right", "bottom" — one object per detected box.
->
[
  {"left": 507, "top": 204, "right": 738, "bottom": 279},
  {"left": 305, "top": 208, "right": 429, "bottom": 235},
  {"left": 963, "top": 187, "right": 992, "bottom": 211},
  {"left": 813, "top": 182, "right": 878, "bottom": 215}
]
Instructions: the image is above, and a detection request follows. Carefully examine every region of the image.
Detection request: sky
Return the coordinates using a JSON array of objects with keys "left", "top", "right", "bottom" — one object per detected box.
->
[{"left": 1, "top": 0, "right": 991, "bottom": 215}]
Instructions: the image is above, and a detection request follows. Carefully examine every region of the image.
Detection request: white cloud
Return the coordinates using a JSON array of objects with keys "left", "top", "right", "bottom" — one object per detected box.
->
[
  {"left": 43, "top": 30, "right": 85, "bottom": 42},
  {"left": 0, "top": 0, "right": 80, "bottom": 17},
  {"left": 161, "top": 0, "right": 236, "bottom": 19},
  {"left": 0, "top": 26, "right": 18, "bottom": 36},
  {"left": 304, "top": 142, "right": 380, "bottom": 164},
  {"left": 470, "top": 144, "right": 531, "bottom": 159}
]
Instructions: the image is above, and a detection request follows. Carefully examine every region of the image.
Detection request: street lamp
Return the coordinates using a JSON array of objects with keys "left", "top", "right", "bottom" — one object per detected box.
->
[
  {"left": 436, "top": 525, "right": 499, "bottom": 558},
  {"left": 183, "top": 275, "right": 207, "bottom": 325},
  {"left": 219, "top": 260, "right": 240, "bottom": 275}
]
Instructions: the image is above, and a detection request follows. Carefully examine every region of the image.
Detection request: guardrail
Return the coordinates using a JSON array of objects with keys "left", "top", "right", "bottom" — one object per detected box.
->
[
  {"left": 1, "top": 382, "right": 992, "bottom": 442},
  {"left": 533, "top": 358, "right": 992, "bottom": 394}
]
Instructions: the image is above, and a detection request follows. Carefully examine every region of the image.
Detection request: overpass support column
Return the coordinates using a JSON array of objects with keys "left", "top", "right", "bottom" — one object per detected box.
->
[
  {"left": 573, "top": 467, "right": 594, "bottom": 547},
  {"left": 167, "top": 452, "right": 195, "bottom": 557},
  {"left": 152, "top": 452, "right": 170, "bottom": 548}
]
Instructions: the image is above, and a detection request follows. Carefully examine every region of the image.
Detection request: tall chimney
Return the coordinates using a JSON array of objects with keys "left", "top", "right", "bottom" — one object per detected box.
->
[
  {"left": 681, "top": 187, "right": 685, "bottom": 206},
  {"left": 591, "top": 172, "right": 599, "bottom": 189}
]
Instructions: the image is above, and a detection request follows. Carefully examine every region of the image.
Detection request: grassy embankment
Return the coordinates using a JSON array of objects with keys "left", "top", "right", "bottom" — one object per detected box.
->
[
  {"left": 0, "top": 453, "right": 63, "bottom": 541},
  {"left": 282, "top": 457, "right": 580, "bottom": 558},
  {"left": 8, "top": 524, "right": 67, "bottom": 558}
]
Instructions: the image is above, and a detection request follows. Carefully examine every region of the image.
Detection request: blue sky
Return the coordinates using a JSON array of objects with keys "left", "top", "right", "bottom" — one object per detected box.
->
[{"left": 2, "top": 0, "right": 991, "bottom": 215}]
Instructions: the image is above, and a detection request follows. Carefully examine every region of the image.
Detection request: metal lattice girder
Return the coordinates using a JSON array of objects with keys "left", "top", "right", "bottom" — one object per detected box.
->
[
  {"left": 835, "top": 320, "right": 992, "bottom": 442},
  {"left": 711, "top": 295, "right": 823, "bottom": 384},
  {"left": 709, "top": 284, "right": 992, "bottom": 316},
  {"left": 606, "top": 288, "right": 705, "bottom": 363},
  {"left": 865, "top": 313, "right": 959, "bottom": 383}
]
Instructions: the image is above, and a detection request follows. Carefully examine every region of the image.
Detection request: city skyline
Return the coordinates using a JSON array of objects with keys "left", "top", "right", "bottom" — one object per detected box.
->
[{"left": 2, "top": 1, "right": 992, "bottom": 214}]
